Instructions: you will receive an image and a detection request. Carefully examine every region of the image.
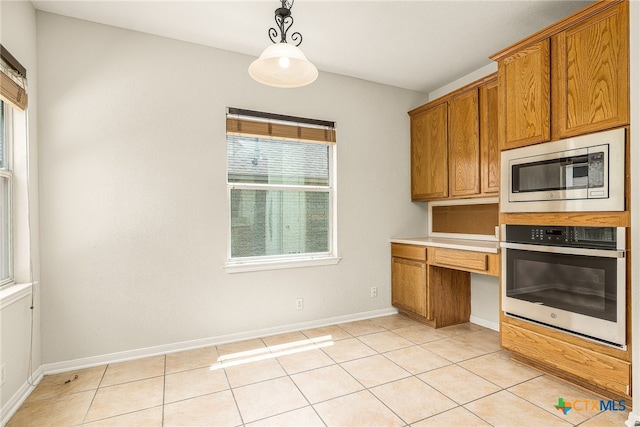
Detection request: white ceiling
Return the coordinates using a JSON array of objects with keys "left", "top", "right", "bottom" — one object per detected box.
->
[{"left": 31, "top": 0, "right": 592, "bottom": 93}]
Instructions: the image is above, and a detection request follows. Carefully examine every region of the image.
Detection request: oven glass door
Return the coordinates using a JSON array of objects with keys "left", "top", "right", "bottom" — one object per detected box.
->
[{"left": 505, "top": 248, "right": 618, "bottom": 322}]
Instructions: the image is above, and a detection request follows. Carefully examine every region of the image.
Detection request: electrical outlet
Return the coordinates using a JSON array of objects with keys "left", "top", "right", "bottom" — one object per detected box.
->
[
  {"left": 296, "top": 298, "right": 303, "bottom": 310},
  {"left": 370, "top": 287, "right": 378, "bottom": 298},
  {"left": 1, "top": 363, "right": 6, "bottom": 386}
]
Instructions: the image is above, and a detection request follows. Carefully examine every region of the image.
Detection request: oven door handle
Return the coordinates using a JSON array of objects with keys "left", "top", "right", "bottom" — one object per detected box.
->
[{"left": 500, "top": 242, "right": 625, "bottom": 258}]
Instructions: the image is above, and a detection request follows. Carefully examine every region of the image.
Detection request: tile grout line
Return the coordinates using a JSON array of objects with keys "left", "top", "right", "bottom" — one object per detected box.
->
[
  {"left": 268, "top": 331, "right": 343, "bottom": 426},
  {"left": 12, "top": 316, "right": 628, "bottom": 426},
  {"left": 352, "top": 323, "right": 440, "bottom": 425},
  {"left": 505, "top": 381, "right": 607, "bottom": 426},
  {"left": 321, "top": 321, "right": 412, "bottom": 426},
  {"left": 374, "top": 340, "right": 456, "bottom": 425},
  {"left": 79, "top": 364, "right": 108, "bottom": 426},
  {"left": 161, "top": 355, "right": 166, "bottom": 427},
  {"left": 274, "top": 353, "right": 329, "bottom": 427},
  {"left": 223, "top": 359, "right": 247, "bottom": 426},
  {"left": 370, "top": 323, "right": 508, "bottom": 426},
  {"left": 376, "top": 321, "right": 489, "bottom": 424}
]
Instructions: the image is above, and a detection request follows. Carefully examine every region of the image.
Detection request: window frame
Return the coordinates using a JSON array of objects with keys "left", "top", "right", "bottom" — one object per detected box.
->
[
  {"left": 224, "top": 115, "right": 339, "bottom": 273},
  {"left": 0, "top": 100, "right": 13, "bottom": 288}
]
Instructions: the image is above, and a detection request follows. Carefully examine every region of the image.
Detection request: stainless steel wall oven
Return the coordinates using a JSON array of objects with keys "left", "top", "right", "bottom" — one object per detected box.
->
[{"left": 501, "top": 225, "right": 626, "bottom": 348}]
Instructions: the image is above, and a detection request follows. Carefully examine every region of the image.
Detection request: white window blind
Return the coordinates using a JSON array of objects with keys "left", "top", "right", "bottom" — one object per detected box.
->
[{"left": 0, "top": 45, "right": 27, "bottom": 111}]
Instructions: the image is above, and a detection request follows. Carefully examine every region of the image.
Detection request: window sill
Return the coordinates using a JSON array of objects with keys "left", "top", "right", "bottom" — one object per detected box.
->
[
  {"left": 224, "top": 256, "right": 341, "bottom": 273},
  {"left": 0, "top": 282, "right": 33, "bottom": 309}
]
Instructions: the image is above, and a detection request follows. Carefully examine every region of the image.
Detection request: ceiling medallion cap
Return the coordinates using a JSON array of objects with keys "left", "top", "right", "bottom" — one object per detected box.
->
[{"left": 249, "top": 43, "right": 318, "bottom": 88}]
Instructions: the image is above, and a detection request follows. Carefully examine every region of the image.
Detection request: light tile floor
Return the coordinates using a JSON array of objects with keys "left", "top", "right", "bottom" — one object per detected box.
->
[{"left": 7, "top": 314, "right": 630, "bottom": 426}]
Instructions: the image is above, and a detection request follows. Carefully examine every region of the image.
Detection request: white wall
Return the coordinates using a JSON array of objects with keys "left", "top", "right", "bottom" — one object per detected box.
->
[
  {"left": 470, "top": 273, "right": 499, "bottom": 328},
  {"left": 0, "top": 0, "right": 41, "bottom": 420},
  {"left": 428, "top": 62, "right": 497, "bottom": 102},
  {"left": 36, "top": 12, "right": 427, "bottom": 364}
]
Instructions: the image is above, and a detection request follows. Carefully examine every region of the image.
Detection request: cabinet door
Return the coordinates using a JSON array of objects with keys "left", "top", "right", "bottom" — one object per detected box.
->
[
  {"left": 391, "top": 257, "right": 429, "bottom": 319},
  {"left": 499, "top": 39, "right": 550, "bottom": 150},
  {"left": 448, "top": 89, "right": 480, "bottom": 197},
  {"left": 479, "top": 78, "right": 500, "bottom": 194},
  {"left": 553, "top": 2, "right": 629, "bottom": 138},
  {"left": 410, "top": 103, "right": 448, "bottom": 200}
]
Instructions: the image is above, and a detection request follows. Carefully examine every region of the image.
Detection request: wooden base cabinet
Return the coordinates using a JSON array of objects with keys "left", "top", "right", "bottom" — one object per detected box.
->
[
  {"left": 502, "top": 318, "right": 631, "bottom": 400},
  {"left": 391, "top": 256, "right": 429, "bottom": 319},
  {"left": 391, "top": 243, "right": 479, "bottom": 328}
]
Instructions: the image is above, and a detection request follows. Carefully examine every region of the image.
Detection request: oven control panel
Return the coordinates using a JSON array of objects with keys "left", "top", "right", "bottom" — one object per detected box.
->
[{"left": 505, "top": 225, "right": 618, "bottom": 249}]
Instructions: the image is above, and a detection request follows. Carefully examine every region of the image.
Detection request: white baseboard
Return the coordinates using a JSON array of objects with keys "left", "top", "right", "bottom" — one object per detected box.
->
[
  {"left": 41, "top": 307, "right": 399, "bottom": 375},
  {"left": 625, "top": 411, "right": 640, "bottom": 427},
  {"left": 470, "top": 315, "right": 499, "bottom": 332},
  {"left": 0, "top": 366, "right": 43, "bottom": 426},
  {"left": 2, "top": 307, "right": 396, "bottom": 423},
  {"left": 4, "top": 307, "right": 501, "bottom": 424}
]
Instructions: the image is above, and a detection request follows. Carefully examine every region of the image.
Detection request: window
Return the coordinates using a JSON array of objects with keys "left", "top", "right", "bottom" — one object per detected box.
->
[
  {"left": 226, "top": 108, "right": 338, "bottom": 271},
  {"left": 1, "top": 45, "right": 28, "bottom": 288},
  {"left": 0, "top": 99, "right": 12, "bottom": 286}
]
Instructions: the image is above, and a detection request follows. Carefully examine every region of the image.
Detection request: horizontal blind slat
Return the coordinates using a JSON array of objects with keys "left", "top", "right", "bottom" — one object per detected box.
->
[
  {"left": 226, "top": 117, "right": 336, "bottom": 144},
  {"left": 0, "top": 72, "right": 27, "bottom": 111}
]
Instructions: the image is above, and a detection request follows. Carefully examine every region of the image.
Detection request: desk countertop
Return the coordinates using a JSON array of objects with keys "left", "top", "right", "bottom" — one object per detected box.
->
[{"left": 390, "top": 237, "right": 500, "bottom": 254}]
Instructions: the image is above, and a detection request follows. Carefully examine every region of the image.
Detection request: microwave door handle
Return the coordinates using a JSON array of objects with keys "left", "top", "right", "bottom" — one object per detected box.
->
[{"left": 500, "top": 242, "right": 625, "bottom": 258}]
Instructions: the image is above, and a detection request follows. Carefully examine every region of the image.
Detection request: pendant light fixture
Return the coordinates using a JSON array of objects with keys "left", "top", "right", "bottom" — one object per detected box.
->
[{"left": 248, "top": 0, "right": 318, "bottom": 88}]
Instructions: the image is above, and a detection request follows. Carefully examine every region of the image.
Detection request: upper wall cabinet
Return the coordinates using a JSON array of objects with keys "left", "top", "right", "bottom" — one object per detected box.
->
[
  {"left": 479, "top": 79, "right": 500, "bottom": 193},
  {"left": 410, "top": 102, "right": 449, "bottom": 200},
  {"left": 552, "top": 1, "right": 629, "bottom": 138},
  {"left": 492, "top": 0, "right": 629, "bottom": 149},
  {"left": 448, "top": 89, "right": 480, "bottom": 197},
  {"left": 498, "top": 40, "right": 551, "bottom": 150},
  {"left": 409, "top": 74, "right": 498, "bottom": 201}
]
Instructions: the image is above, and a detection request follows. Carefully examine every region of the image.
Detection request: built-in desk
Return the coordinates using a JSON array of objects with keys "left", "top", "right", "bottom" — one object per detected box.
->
[
  {"left": 390, "top": 237, "right": 499, "bottom": 328},
  {"left": 390, "top": 237, "right": 500, "bottom": 254}
]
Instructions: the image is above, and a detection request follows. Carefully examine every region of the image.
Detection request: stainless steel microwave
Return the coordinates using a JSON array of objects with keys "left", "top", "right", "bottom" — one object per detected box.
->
[{"left": 500, "top": 128, "right": 626, "bottom": 213}]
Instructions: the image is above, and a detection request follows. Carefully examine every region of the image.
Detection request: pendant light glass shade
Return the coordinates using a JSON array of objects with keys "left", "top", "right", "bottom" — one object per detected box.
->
[{"left": 249, "top": 43, "right": 318, "bottom": 88}]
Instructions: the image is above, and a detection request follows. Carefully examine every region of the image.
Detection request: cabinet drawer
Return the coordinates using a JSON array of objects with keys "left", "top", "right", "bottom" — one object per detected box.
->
[
  {"left": 502, "top": 322, "right": 630, "bottom": 397},
  {"left": 432, "top": 248, "right": 488, "bottom": 272},
  {"left": 391, "top": 244, "right": 427, "bottom": 261}
]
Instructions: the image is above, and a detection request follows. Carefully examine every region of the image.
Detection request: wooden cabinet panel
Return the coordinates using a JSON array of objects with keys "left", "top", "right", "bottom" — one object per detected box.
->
[
  {"left": 479, "top": 78, "right": 500, "bottom": 194},
  {"left": 429, "top": 247, "right": 500, "bottom": 277},
  {"left": 408, "top": 73, "right": 498, "bottom": 201},
  {"left": 491, "top": 0, "right": 631, "bottom": 401},
  {"left": 499, "top": 39, "right": 550, "bottom": 150},
  {"left": 410, "top": 103, "right": 448, "bottom": 200},
  {"left": 391, "top": 243, "right": 427, "bottom": 261},
  {"left": 432, "top": 248, "right": 487, "bottom": 272},
  {"left": 391, "top": 244, "right": 494, "bottom": 328},
  {"left": 429, "top": 266, "right": 471, "bottom": 327},
  {"left": 502, "top": 322, "right": 630, "bottom": 398},
  {"left": 553, "top": 1, "right": 629, "bottom": 138},
  {"left": 391, "top": 257, "right": 429, "bottom": 319},
  {"left": 448, "top": 89, "right": 480, "bottom": 197}
]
